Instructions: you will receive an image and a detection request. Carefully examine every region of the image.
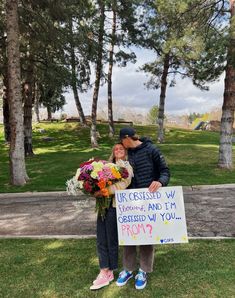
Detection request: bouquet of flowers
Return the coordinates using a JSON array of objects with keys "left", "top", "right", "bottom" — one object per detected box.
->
[{"left": 66, "top": 158, "right": 129, "bottom": 218}]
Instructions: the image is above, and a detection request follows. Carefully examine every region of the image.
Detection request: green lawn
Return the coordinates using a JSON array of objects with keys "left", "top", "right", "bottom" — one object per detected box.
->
[
  {"left": 1, "top": 125, "right": 234, "bottom": 298},
  {"left": 0, "top": 123, "right": 235, "bottom": 193},
  {"left": 0, "top": 239, "right": 234, "bottom": 298}
]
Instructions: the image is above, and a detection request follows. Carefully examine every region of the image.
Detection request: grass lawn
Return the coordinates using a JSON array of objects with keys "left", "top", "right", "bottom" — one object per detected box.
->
[
  {"left": 0, "top": 122, "right": 235, "bottom": 193},
  {"left": 0, "top": 125, "right": 234, "bottom": 298},
  {"left": 0, "top": 238, "right": 234, "bottom": 298}
]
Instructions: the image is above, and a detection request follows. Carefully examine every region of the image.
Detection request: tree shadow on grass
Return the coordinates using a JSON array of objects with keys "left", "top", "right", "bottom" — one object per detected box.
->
[
  {"left": 1, "top": 124, "right": 234, "bottom": 192},
  {"left": 0, "top": 239, "right": 99, "bottom": 297},
  {"left": 0, "top": 239, "right": 234, "bottom": 298}
]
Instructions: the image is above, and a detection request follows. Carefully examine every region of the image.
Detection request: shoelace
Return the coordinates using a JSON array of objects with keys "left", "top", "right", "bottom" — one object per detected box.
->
[
  {"left": 97, "top": 272, "right": 108, "bottom": 280},
  {"left": 135, "top": 272, "right": 146, "bottom": 281},
  {"left": 119, "top": 270, "right": 129, "bottom": 278}
]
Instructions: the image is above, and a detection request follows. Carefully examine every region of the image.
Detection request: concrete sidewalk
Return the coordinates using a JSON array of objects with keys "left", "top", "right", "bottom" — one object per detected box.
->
[{"left": 0, "top": 184, "right": 234, "bottom": 238}]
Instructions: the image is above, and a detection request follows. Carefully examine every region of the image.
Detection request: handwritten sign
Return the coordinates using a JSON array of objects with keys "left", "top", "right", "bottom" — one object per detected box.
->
[{"left": 115, "top": 186, "right": 188, "bottom": 245}]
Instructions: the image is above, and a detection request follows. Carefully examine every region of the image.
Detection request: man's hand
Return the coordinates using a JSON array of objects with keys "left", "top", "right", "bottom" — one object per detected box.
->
[{"left": 148, "top": 181, "right": 162, "bottom": 192}]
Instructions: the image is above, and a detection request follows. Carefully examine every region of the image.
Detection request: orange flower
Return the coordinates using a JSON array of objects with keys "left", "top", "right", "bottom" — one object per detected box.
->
[
  {"left": 101, "top": 188, "right": 109, "bottom": 197},
  {"left": 97, "top": 179, "right": 107, "bottom": 190}
]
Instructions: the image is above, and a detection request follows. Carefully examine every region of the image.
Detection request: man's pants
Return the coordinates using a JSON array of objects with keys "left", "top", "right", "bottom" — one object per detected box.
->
[{"left": 123, "top": 245, "right": 155, "bottom": 272}]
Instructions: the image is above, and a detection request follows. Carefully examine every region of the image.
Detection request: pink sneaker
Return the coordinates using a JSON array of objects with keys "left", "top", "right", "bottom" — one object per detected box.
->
[
  {"left": 108, "top": 270, "right": 114, "bottom": 282},
  {"left": 90, "top": 271, "right": 113, "bottom": 290}
]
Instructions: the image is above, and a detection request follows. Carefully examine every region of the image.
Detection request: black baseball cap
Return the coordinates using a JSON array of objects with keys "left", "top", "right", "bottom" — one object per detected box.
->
[{"left": 119, "top": 127, "right": 136, "bottom": 140}]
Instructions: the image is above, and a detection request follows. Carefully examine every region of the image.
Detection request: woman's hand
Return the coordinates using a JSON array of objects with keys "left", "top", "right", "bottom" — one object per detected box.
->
[
  {"left": 94, "top": 188, "right": 109, "bottom": 198},
  {"left": 148, "top": 181, "right": 162, "bottom": 192}
]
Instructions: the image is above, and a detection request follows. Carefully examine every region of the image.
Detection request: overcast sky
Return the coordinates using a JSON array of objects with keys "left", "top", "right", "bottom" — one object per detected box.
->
[{"left": 63, "top": 48, "right": 224, "bottom": 117}]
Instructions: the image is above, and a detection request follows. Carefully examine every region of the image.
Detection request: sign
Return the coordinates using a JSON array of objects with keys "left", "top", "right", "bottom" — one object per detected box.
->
[{"left": 115, "top": 186, "right": 188, "bottom": 245}]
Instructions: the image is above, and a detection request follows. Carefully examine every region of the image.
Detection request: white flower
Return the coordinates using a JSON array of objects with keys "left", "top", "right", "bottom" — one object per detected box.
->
[
  {"left": 66, "top": 176, "right": 83, "bottom": 196},
  {"left": 75, "top": 168, "right": 81, "bottom": 179}
]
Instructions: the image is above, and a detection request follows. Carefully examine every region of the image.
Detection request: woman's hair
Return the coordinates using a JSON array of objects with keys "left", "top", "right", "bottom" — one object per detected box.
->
[{"left": 108, "top": 143, "right": 127, "bottom": 163}]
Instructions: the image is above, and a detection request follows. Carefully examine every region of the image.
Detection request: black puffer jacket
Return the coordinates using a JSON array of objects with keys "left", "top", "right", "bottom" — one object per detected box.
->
[{"left": 127, "top": 138, "right": 170, "bottom": 189}]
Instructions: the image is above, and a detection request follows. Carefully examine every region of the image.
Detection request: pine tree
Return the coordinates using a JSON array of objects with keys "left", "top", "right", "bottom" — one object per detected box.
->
[
  {"left": 6, "top": 0, "right": 29, "bottom": 185},
  {"left": 107, "top": 0, "right": 117, "bottom": 137},
  {"left": 106, "top": 0, "right": 139, "bottom": 137},
  {"left": 139, "top": 0, "right": 224, "bottom": 143},
  {"left": 90, "top": 0, "right": 105, "bottom": 148},
  {"left": 218, "top": 0, "right": 235, "bottom": 169},
  {"left": 0, "top": 0, "right": 10, "bottom": 142}
]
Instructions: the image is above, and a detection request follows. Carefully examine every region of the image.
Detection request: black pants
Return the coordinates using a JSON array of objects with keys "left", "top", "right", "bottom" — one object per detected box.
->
[{"left": 96, "top": 207, "right": 118, "bottom": 270}]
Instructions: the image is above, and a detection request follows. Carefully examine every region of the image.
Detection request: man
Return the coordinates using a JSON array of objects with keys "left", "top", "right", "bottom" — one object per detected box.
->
[{"left": 116, "top": 127, "right": 170, "bottom": 290}]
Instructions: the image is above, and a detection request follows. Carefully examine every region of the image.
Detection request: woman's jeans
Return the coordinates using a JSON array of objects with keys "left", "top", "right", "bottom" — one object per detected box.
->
[
  {"left": 96, "top": 207, "right": 118, "bottom": 270},
  {"left": 123, "top": 245, "right": 155, "bottom": 273}
]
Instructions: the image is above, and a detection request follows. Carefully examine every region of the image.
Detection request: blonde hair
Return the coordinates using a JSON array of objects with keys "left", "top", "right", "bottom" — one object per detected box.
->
[{"left": 108, "top": 143, "right": 127, "bottom": 163}]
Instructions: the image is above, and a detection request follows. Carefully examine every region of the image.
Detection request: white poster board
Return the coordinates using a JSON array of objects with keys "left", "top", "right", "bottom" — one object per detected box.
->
[{"left": 115, "top": 186, "right": 188, "bottom": 245}]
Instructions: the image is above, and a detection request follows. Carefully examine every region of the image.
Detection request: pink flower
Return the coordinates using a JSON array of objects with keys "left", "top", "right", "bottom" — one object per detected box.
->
[{"left": 97, "top": 167, "right": 114, "bottom": 180}]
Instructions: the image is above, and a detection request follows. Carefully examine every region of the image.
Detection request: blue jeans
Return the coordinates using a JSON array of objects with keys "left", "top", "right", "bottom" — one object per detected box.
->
[{"left": 96, "top": 207, "right": 118, "bottom": 270}]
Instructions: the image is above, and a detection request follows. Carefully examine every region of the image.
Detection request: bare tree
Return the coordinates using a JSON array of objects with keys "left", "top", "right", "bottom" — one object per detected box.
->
[{"left": 6, "top": 0, "right": 29, "bottom": 185}]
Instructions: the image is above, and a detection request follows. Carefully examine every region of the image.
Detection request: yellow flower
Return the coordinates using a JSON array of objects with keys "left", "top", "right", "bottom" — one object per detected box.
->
[
  {"left": 90, "top": 170, "right": 98, "bottom": 179},
  {"left": 111, "top": 167, "right": 121, "bottom": 179},
  {"left": 93, "top": 161, "right": 104, "bottom": 170},
  {"left": 90, "top": 161, "right": 104, "bottom": 179}
]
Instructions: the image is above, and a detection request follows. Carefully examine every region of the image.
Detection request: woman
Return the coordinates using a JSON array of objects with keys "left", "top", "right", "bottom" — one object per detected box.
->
[{"left": 90, "top": 143, "right": 133, "bottom": 290}]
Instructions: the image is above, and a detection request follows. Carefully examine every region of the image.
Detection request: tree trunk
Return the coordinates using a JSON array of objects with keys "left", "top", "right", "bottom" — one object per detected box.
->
[
  {"left": 3, "top": 76, "right": 10, "bottom": 142},
  {"left": 23, "top": 55, "right": 34, "bottom": 156},
  {"left": 68, "top": 19, "right": 87, "bottom": 126},
  {"left": 90, "top": 1, "right": 105, "bottom": 148},
  {"left": 24, "top": 87, "right": 34, "bottom": 156},
  {"left": 6, "top": 0, "right": 29, "bottom": 185},
  {"left": 47, "top": 106, "right": 52, "bottom": 121},
  {"left": 107, "top": 3, "right": 116, "bottom": 138},
  {"left": 34, "top": 82, "right": 40, "bottom": 122},
  {"left": 72, "top": 84, "right": 87, "bottom": 126},
  {"left": 218, "top": 0, "right": 235, "bottom": 169},
  {"left": 157, "top": 53, "right": 170, "bottom": 143}
]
